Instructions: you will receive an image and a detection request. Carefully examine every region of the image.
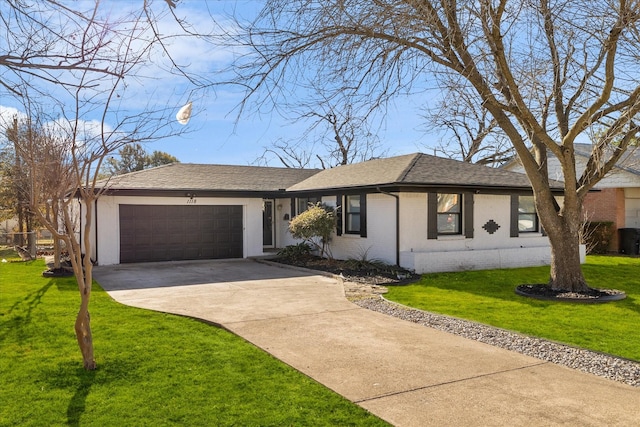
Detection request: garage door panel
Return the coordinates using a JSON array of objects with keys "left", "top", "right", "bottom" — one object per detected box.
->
[
  {"left": 119, "top": 205, "right": 243, "bottom": 263},
  {"left": 135, "top": 248, "right": 154, "bottom": 262},
  {"left": 200, "top": 222, "right": 217, "bottom": 233},
  {"left": 166, "top": 233, "right": 184, "bottom": 245},
  {"left": 201, "top": 234, "right": 215, "bottom": 244}
]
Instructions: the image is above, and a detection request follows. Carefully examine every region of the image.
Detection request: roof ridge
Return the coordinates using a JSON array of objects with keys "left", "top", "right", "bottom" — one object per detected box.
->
[
  {"left": 97, "top": 161, "right": 178, "bottom": 183},
  {"left": 176, "top": 163, "right": 321, "bottom": 172},
  {"left": 397, "top": 153, "right": 423, "bottom": 182}
]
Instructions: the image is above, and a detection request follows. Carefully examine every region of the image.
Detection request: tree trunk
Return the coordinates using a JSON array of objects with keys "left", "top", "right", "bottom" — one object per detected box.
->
[
  {"left": 546, "top": 222, "right": 589, "bottom": 292},
  {"left": 75, "top": 198, "right": 96, "bottom": 370},
  {"left": 52, "top": 201, "right": 61, "bottom": 269},
  {"left": 53, "top": 238, "right": 62, "bottom": 269},
  {"left": 16, "top": 205, "right": 25, "bottom": 247},
  {"left": 75, "top": 295, "right": 96, "bottom": 370}
]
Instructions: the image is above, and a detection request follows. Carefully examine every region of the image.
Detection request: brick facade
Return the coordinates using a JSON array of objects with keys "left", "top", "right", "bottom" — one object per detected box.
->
[{"left": 582, "top": 188, "right": 625, "bottom": 251}]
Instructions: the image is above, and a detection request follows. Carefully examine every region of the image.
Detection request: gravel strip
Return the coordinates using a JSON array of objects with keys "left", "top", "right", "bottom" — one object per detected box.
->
[{"left": 355, "top": 296, "right": 640, "bottom": 388}]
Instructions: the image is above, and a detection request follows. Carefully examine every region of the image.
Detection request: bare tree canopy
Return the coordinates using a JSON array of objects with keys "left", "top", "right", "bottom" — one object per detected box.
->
[
  {"left": 0, "top": 0, "right": 214, "bottom": 95},
  {"left": 421, "top": 81, "right": 514, "bottom": 166},
  {"left": 229, "top": 0, "right": 640, "bottom": 292},
  {"left": 1, "top": 0, "right": 213, "bottom": 370},
  {"left": 258, "top": 100, "right": 387, "bottom": 168}
]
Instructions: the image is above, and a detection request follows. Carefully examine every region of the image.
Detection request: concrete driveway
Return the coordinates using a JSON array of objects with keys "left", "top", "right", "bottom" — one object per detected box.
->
[{"left": 93, "top": 259, "right": 640, "bottom": 427}]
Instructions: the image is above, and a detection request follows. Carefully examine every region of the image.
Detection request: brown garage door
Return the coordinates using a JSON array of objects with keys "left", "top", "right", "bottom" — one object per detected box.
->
[{"left": 119, "top": 205, "right": 243, "bottom": 263}]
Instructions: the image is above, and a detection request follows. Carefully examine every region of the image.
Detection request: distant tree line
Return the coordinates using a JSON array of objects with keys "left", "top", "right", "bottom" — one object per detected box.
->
[{"left": 104, "top": 143, "right": 179, "bottom": 176}]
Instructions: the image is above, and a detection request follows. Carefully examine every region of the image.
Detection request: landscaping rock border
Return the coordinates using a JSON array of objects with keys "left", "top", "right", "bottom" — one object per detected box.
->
[
  {"left": 266, "top": 257, "right": 640, "bottom": 388},
  {"left": 354, "top": 295, "right": 640, "bottom": 388}
]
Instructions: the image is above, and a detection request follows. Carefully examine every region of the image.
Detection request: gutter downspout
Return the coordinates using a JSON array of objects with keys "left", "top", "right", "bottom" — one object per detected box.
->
[{"left": 376, "top": 187, "right": 400, "bottom": 267}]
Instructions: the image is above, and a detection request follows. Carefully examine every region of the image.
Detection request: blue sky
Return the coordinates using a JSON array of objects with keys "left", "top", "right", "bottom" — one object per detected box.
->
[
  {"left": 147, "top": 1, "right": 437, "bottom": 167},
  {"left": 0, "top": 0, "right": 438, "bottom": 168}
]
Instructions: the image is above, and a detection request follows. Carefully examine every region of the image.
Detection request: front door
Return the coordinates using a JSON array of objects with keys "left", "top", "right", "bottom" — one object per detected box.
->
[{"left": 263, "top": 200, "right": 275, "bottom": 248}]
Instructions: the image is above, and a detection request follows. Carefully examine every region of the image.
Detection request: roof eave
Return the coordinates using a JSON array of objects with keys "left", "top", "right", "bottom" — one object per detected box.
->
[
  {"left": 100, "top": 188, "right": 289, "bottom": 198},
  {"left": 286, "top": 182, "right": 565, "bottom": 195}
]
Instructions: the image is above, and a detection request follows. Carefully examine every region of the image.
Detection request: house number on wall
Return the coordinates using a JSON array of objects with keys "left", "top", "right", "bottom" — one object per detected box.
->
[{"left": 187, "top": 198, "right": 197, "bottom": 204}]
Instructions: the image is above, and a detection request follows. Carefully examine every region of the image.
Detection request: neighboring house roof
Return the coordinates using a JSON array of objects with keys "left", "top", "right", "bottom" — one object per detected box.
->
[
  {"left": 101, "top": 163, "right": 320, "bottom": 195},
  {"left": 503, "top": 143, "right": 640, "bottom": 177},
  {"left": 573, "top": 143, "right": 640, "bottom": 177},
  {"left": 288, "top": 153, "right": 553, "bottom": 193}
]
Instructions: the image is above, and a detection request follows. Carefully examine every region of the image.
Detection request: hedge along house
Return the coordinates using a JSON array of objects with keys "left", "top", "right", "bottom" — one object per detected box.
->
[{"left": 85, "top": 153, "right": 574, "bottom": 273}]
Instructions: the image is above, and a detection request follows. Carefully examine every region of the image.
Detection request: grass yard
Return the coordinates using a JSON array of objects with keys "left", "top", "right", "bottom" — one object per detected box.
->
[
  {"left": 385, "top": 255, "right": 640, "bottom": 362},
  {"left": 0, "top": 249, "right": 388, "bottom": 427}
]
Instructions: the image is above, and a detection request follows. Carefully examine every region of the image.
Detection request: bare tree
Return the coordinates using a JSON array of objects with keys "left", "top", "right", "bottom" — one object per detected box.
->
[
  {"left": 258, "top": 100, "right": 386, "bottom": 169},
  {"left": 1, "top": 0, "right": 210, "bottom": 369},
  {"left": 422, "top": 82, "right": 514, "bottom": 166},
  {"left": 1, "top": 0, "right": 213, "bottom": 94},
  {"left": 228, "top": 0, "right": 640, "bottom": 293},
  {"left": 0, "top": 119, "right": 35, "bottom": 250},
  {"left": 258, "top": 138, "right": 316, "bottom": 168},
  {"left": 6, "top": 112, "right": 74, "bottom": 270}
]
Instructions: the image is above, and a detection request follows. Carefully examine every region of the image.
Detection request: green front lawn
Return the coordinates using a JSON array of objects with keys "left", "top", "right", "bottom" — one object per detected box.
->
[
  {"left": 0, "top": 254, "right": 387, "bottom": 427},
  {"left": 385, "top": 255, "right": 640, "bottom": 361}
]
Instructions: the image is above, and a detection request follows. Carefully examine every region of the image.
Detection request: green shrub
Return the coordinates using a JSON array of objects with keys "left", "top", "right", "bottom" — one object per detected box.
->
[
  {"left": 345, "top": 256, "right": 391, "bottom": 273},
  {"left": 288, "top": 203, "right": 336, "bottom": 258},
  {"left": 277, "top": 242, "right": 312, "bottom": 261}
]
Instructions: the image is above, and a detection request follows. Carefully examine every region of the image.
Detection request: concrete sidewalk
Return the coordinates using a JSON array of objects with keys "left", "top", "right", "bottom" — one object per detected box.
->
[{"left": 93, "top": 259, "right": 639, "bottom": 426}]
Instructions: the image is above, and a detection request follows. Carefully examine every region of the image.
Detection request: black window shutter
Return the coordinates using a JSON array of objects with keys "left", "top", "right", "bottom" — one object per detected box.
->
[
  {"left": 336, "top": 195, "right": 343, "bottom": 236},
  {"left": 359, "top": 194, "right": 367, "bottom": 238},
  {"left": 427, "top": 192, "right": 438, "bottom": 239},
  {"left": 510, "top": 194, "right": 519, "bottom": 237},
  {"left": 464, "top": 193, "right": 474, "bottom": 238},
  {"left": 290, "top": 198, "right": 296, "bottom": 219}
]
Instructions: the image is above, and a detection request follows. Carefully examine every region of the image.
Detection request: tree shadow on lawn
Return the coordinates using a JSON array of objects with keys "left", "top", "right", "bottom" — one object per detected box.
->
[
  {"left": 5, "top": 280, "right": 53, "bottom": 318},
  {"left": 66, "top": 369, "right": 96, "bottom": 427},
  {"left": 1, "top": 280, "right": 55, "bottom": 346},
  {"left": 1, "top": 275, "right": 80, "bottom": 343},
  {"left": 42, "top": 358, "right": 141, "bottom": 427}
]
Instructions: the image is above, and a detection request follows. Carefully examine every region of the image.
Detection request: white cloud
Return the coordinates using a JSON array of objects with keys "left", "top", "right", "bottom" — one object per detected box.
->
[
  {"left": 0, "top": 106, "right": 27, "bottom": 128},
  {"left": 0, "top": 104, "right": 113, "bottom": 148}
]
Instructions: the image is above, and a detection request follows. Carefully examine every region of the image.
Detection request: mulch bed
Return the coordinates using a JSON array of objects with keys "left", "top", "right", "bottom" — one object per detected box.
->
[
  {"left": 270, "top": 256, "right": 420, "bottom": 286},
  {"left": 515, "top": 284, "right": 627, "bottom": 303}
]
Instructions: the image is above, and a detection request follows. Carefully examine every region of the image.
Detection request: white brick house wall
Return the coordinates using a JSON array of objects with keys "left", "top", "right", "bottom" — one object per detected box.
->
[
  {"left": 397, "top": 193, "right": 561, "bottom": 273},
  {"left": 278, "top": 191, "right": 565, "bottom": 274}
]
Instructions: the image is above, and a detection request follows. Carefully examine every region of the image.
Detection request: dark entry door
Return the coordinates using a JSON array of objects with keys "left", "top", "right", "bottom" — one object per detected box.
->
[
  {"left": 263, "top": 200, "right": 274, "bottom": 247},
  {"left": 119, "top": 204, "right": 243, "bottom": 263}
]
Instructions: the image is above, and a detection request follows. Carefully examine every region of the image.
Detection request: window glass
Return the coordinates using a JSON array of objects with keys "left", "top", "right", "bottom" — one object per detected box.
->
[
  {"left": 518, "top": 196, "right": 538, "bottom": 232},
  {"left": 346, "top": 195, "right": 361, "bottom": 233},
  {"left": 437, "top": 193, "right": 461, "bottom": 234},
  {"left": 296, "top": 197, "right": 320, "bottom": 215}
]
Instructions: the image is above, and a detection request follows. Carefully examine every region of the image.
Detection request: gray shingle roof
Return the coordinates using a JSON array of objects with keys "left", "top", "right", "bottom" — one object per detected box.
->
[
  {"left": 287, "top": 153, "right": 540, "bottom": 191},
  {"left": 101, "top": 153, "right": 548, "bottom": 195},
  {"left": 574, "top": 143, "right": 640, "bottom": 176},
  {"left": 102, "top": 163, "right": 320, "bottom": 192}
]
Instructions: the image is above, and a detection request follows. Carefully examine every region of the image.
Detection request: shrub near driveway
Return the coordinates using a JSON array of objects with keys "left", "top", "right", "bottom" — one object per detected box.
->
[
  {"left": 385, "top": 255, "right": 640, "bottom": 361},
  {"left": 0, "top": 257, "right": 388, "bottom": 427}
]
